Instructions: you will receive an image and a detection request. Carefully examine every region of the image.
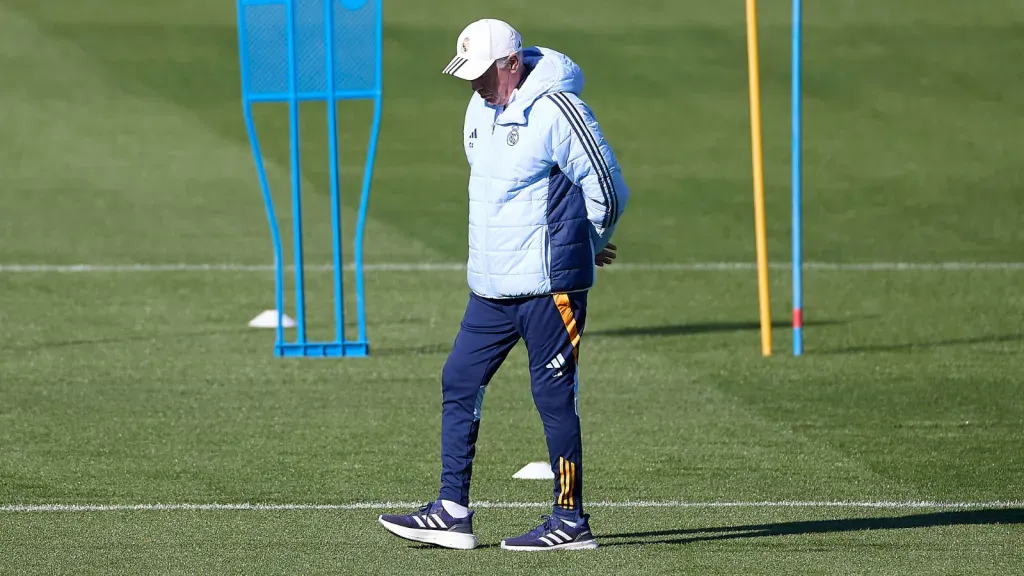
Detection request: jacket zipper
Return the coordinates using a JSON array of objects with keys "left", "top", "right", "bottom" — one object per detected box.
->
[{"left": 484, "top": 109, "right": 494, "bottom": 293}]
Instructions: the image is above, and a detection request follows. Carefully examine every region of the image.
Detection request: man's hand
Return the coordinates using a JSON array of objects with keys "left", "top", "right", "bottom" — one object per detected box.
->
[{"left": 595, "top": 242, "right": 617, "bottom": 267}]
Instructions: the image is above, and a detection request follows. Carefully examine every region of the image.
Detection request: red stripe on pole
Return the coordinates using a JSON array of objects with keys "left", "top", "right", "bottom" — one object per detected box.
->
[{"left": 793, "top": 309, "right": 803, "bottom": 329}]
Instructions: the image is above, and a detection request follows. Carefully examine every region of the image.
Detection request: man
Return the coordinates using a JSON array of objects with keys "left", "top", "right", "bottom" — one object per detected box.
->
[{"left": 378, "top": 18, "right": 629, "bottom": 551}]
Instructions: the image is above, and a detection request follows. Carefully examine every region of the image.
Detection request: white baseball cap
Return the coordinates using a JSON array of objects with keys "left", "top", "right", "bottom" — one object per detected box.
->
[{"left": 442, "top": 19, "right": 523, "bottom": 81}]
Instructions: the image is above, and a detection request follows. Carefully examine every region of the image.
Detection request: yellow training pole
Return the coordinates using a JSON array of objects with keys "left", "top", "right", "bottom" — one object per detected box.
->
[{"left": 745, "top": 0, "right": 772, "bottom": 356}]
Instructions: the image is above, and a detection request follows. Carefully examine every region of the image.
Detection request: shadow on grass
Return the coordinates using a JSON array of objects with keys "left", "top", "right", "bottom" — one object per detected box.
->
[
  {"left": 587, "top": 319, "right": 850, "bottom": 338},
  {"left": 598, "top": 508, "right": 1024, "bottom": 548},
  {"left": 819, "top": 334, "right": 1024, "bottom": 354},
  {"left": 377, "top": 320, "right": 854, "bottom": 356},
  {"left": 3, "top": 329, "right": 250, "bottom": 352},
  {"left": 374, "top": 343, "right": 452, "bottom": 357}
]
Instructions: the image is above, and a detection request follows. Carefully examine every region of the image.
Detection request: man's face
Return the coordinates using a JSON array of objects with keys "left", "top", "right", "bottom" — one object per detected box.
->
[{"left": 471, "top": 56, "right": 519, "bottom": 106}]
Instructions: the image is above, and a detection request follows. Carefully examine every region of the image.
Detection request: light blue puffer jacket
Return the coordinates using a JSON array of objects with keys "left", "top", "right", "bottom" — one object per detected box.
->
[{"left": 462, "top": 46, "right": 629, "bottom": 299}]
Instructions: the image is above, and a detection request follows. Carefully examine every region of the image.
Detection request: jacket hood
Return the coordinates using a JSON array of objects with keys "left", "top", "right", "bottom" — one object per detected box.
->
[{"left": 497, "top": 46, "right": 585, "bottom": 125}]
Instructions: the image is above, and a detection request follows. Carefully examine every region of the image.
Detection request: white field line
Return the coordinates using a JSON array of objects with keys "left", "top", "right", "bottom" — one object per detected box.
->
[
  {"left": 2, "top": 500, "right": 1022, "bottom": 513},
  {"left": 1, "top": 262, "right": 1024, "bottom": 273}
]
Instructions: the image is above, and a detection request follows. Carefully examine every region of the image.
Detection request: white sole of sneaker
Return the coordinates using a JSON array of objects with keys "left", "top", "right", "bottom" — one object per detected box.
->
[
  {"left": 500, "top": 540, "right": 599, "bottom": 551},
  {"left": 378, "top": 516, "right": 478, "bottom": 550}
]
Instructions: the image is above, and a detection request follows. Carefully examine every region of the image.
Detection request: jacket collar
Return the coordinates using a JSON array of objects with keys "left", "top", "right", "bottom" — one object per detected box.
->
[{"left": 489, "top": 46, "right": 585, "bottom": 127}]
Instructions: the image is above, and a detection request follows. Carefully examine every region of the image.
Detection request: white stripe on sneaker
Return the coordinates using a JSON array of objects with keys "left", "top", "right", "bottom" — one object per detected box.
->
[
  {"left": 425, "top": 516, "right": 436, "bottom": 528},
  {"left": 412, "top": 516, "right": 425, "bottom": 528},
  {"left": 555, "top": 529, "right": 571, "bottom": 541},
  {"left": 432, "top": 514, "right": 447, "bottom": 529},
  {"left": 539, "top": 535, "right": 556, "bottom": 546}
]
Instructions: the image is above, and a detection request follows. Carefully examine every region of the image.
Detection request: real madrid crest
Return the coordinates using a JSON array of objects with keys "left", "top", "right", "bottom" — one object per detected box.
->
[
  {"left": 461, "top": 36, "right": 470, "bottom": 54},
  {"left": 506, "top": 126, "right": 519, "bottom": 146}
]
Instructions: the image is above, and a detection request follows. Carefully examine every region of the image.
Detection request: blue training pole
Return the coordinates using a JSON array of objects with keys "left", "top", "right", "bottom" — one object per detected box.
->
[
  {"left": 324, "top": 0, "right": 345, "bottom": 345},
  {"left": 285, "top": 0, "right": 307, "bottom": 345},
  {"left": 353, "top": 0, "right": 383, "bottom": 347},
  {"left": 237, "top": 8, "right": 286, "bottom": 353},
  {"left": 791, "top": 0, "right": 803, "bottom": 355}
]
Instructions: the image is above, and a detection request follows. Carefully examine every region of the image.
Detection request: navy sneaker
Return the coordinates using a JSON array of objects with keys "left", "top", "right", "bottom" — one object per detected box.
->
[
  {"left": 378, "top": 501, "right": 478, "bottom": 550},
  {"left": 500, "top": 514, "right": 598, "bottom": 551}
]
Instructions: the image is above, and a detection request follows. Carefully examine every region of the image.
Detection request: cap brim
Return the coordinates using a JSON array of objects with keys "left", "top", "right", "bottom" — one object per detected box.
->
[{"left": 441, "top": 56, "right": 493, "bottom": 80}]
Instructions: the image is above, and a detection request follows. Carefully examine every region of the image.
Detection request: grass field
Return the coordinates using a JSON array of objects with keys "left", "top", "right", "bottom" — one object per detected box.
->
[{"left": 1, "top": 0, "right": 1023, "bottom": 574}]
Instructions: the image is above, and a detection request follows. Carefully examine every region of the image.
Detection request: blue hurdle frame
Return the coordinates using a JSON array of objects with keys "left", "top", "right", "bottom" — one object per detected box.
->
[
  {"left": 236, "top": 0, "right": 382, "bottom": 357},
  {"left": 791, "top": 0, "right": 803, "bottom": 356}
]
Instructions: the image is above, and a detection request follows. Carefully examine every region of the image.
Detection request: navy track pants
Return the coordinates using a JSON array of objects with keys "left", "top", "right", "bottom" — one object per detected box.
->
[{"left": 438, "top": 291, "right": 587, "bottom": 521}]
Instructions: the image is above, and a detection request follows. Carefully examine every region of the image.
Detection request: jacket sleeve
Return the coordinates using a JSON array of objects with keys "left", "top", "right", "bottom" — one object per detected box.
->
[{"left": 546, "top": 92, "right": 629, "bottom": 253}]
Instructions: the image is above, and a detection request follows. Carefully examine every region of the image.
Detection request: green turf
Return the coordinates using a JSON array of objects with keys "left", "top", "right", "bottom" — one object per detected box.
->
[
  {"left": 1, "top": 0, "right": 1023, "bottom": 573},
  {"left": 4, "top": 508, "right": 1023, "bottom": 575}
]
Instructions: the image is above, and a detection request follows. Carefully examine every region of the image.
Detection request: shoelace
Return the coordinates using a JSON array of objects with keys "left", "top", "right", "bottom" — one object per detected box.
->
[
  {"left": 527, "top": 515, "right": 561, "bottom": 537},
  {"left": 415, "top": 502, "right": 436, "bottom": 524}
]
